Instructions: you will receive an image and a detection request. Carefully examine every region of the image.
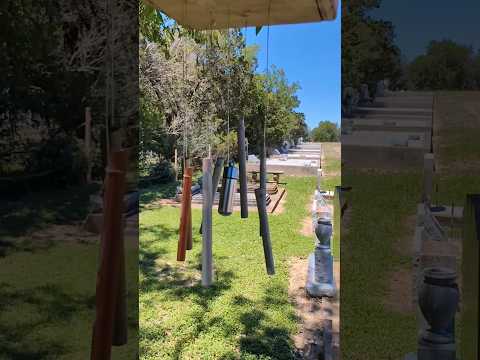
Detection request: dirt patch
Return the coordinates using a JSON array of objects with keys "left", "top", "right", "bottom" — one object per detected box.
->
[
  {"left": 28, "top": 224, "right": 98, "bottom": 245},
  {"left": 384, "top": 268, "right": 414, "bottom": 314},
  {"left": 393, "top": 214, "right": 417, "bottom": 258},
  {"left": 148, "top": 188, "right": 287, "bottom": 215},
  {"left": 289, "top": 257, "right": 340, "bottom": 359},
  {"left": 300, "top": 218, "right": 312, "bottom": 237},
  {"left": 384, "top": 214, "right": 417, "bottom": 314}
]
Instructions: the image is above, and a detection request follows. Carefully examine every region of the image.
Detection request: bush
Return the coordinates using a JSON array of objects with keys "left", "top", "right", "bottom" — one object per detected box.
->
[
  {"left": 139, "top": 160, "right": 175, "bottom": 188},
  {"left": 310, "top": 121, "right": 339, "bottom": 142},
  {"left": 25, "top": 134, "right": 87, "bottom": 184}
]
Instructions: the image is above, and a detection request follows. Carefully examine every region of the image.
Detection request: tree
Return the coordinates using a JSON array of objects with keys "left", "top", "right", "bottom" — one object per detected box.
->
[
  {"left": 342, "top": 0, "right": 403, "bottom": 91},
  {"left": 310, "top": 121, "right": 339, "bottom": 142},
  {"left": 139, "top": 9, "right": 306, "bottom": 170},
  {"left": 407, "top": 40, "right": 476, "bottom": 90}
]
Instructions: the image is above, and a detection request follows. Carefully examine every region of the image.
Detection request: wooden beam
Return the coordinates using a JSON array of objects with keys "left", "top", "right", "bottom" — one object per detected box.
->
[{"left": 146, "top": 0, "right": 338, "bottom": 30}]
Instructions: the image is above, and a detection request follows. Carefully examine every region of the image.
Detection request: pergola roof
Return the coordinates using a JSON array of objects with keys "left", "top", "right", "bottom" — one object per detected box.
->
[{"left": 145, "top": 0, "right": 338, "bottom": 29}]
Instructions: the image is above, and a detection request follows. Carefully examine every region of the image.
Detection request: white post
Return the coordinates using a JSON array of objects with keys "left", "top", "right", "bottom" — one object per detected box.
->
[
  {"left": 202, "top": 158, "right": 213, "bottom": 286},
  {"left": 174, "top": 148, "right": 178, "bottom": 180},
  {"left": 317, "top": 168, "right": 323, "bottom": 191},
  {"left": 423, "top": 153, "right": 434, "bottom": 204},
  {"left": 85, "top": 107, "right": 92, "bottom": 183}
]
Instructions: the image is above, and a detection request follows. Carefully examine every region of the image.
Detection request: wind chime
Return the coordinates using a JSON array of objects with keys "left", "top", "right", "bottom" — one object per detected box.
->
[
  {"left": 181, "top": 3, "right": 275, "bottom": 286},
  {"left": 91, "top": 0, "right": 128, "bottom": 358},
  {"left": 255, "top": 1, "right": 275, "bottom": 275},
  {"left": 177, "top": 0, "right": 193, "bottom": 262}
]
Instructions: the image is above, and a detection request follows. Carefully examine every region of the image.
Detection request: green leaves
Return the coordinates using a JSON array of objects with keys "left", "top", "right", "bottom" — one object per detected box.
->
[{"left": 310, "top": 121, "right": 339, "bottom": 142}]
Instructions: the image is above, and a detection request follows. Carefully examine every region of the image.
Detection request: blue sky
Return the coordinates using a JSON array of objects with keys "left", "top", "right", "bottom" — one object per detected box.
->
[
  {"left": 244, "top": 13, "right": 341, "bottom": 129},
  {"left": 370, "top": 0, "right": 480, "bottom": 61}
]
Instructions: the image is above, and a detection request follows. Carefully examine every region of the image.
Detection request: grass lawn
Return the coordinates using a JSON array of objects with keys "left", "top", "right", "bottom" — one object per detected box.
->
[
  {"left": 434, "top": 91, "right": 480, "bottom": 174},
  {"left": 139, "top": 175, "right": 339, "bottom": 359},
  {"left": 340, "top": 171, "right": 422, "bottom": 360},
  {"left": 0, "top": 185, "right": 139, "bottom": 358}
]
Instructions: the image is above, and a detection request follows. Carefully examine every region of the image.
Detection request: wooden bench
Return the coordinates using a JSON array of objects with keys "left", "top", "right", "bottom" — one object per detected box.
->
[{"left": 248, "top": 170, "right": 285, "bottom": 185}]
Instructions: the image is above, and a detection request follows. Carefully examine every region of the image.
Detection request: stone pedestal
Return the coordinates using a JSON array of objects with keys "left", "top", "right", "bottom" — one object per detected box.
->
[{"left": 306, "top": 250, "right": 336, "bottom": 298}]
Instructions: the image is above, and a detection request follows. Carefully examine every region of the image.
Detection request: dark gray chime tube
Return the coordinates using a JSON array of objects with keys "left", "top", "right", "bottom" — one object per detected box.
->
[
  {"left": 259, "top": 127, "right": 267, "bottom": 236},
  {"left": 237, "top": 117, "right": 248, "bottom": 218},
  {"left": 218, "top": 161, "right": 239, "bottom": 216},
  {"left": 255, "top": 187, "right": 275, "bottom": 275},
  {"left": 200, "top": 157, "right": 224, "bottom": 234},
  {"left": 201, "top": 158, "right": 213, "bottom": 286}
]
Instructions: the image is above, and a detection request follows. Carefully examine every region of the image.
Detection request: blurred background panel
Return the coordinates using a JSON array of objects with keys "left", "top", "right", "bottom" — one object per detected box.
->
[
  {"left": 341, "top": 0, "right": 480, "bottom": 359},
  {"left": 0, "top": 1, "right": 139, "bottom": 358}
]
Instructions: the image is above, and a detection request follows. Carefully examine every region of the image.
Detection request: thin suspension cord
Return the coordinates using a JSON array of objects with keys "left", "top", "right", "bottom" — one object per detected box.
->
[
  {"left": 110, "top": 0, "right": 115, "bottom": 136},
  {"left": 208, "top": 21, "right": 213, "bottom": 158},
  {"left": 105, "top": 0, "right": 111, "bottom": 160},
  {"left": 262, "top": 0, "right": 271, "bottom": 190},
  {"left": 182, "top": 0, "right": 187, "bottom": 166},
  {"left": 226, "top": 5, "right": 231, "bottom": 163}
]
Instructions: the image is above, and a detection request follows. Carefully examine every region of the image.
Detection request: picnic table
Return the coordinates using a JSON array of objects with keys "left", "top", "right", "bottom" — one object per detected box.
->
[{"left": 248, "top": 170, "right": 285, "bottom": 184}]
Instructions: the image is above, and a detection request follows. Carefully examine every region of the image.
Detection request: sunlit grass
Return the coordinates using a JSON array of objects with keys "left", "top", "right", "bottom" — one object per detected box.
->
[{"left": 139, "top": 176, "right": 339, "bottom": 359}]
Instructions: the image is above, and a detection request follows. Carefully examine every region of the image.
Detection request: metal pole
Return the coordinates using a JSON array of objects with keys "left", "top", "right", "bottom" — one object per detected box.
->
[
  {"left": 202, "top": 158, "right": 214, "bottom": 286},
  {"left": 237, "top": 117, "right": 248, "bottom": 218}
]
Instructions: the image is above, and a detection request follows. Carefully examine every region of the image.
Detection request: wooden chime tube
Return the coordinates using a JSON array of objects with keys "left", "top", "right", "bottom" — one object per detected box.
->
[
  {"left": 111, "top": 150, "right": 129, "bottom": 347},
  {"left": 202, "top": 158, "right": 214, "bottom": 286},
  {"left": 186, "top": 170, "right": 193, "bottom": 250},
  {"left": 177, "top": 166, "right": 192, "bottom": 261},
  {"left": 255, "top": 187, "right": 275, "bottom": 275},
  {"left": 237, "top": 117, "right": 248, "bottom": 218},
  {"left": 91, "top": 150, "right": 128, "bottom": 360}
]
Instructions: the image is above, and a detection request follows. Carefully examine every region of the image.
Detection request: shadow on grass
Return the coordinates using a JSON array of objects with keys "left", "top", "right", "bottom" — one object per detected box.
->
[
  {"left": 236, "top": 282, "right": 298, "bottom": 359},
  {"left": 140, "top": 181, "right": 179, "bottom": 209},
  {"left": 0, "top": 183, "right": 99, "bottom": 239},
  {"left": 0, "top": 282, "right": 95, "bottom": 358}
]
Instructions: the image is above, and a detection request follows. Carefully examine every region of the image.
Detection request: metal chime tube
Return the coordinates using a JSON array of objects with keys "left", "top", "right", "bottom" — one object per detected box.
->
[
  {"left": 202, "top": 158, "right": 214, "bottom": 286},
  {"left": 91, "top": 150, "right": 128, "bottom": 360},
  {"left": 211, "top": 157, "right": 224, "bottom": 202},
  {"left": 218, "top": 162, "right": 238, "bottom": 216},
  {"left": 258, "top": 130, "right": 267, "bottom": 236},
  {"left": 255, "top": 187, "right": 275, "bottom": 275},
  {"left": 177, "top": 166, "right": 192, "bottom": 261},
  {"left": 200, "top": 157, "right": 224, "bottom": 234},
  {"left": 237, "top": 117, "right": 248, "bottom": 218}
]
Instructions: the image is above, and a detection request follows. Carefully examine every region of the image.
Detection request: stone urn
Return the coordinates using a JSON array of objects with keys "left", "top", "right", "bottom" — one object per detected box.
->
[
  {"left": 314, "top": 218, "right": 332, "bottom": 247},
  {"left": 418, "top": 267, "right": 459, "bottom": 338}
]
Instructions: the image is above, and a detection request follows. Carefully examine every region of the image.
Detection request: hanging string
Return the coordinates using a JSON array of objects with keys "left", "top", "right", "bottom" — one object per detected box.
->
[
  {"left": 110, "top": 0, "right": 115, "bottom": 140},
  {"left": 208, "top": 19, "right": 213, "bottom": 158},
  {"left": 265, "top": 1, "right": 271, "bottom": 146},
  {"left": 105, "top": 0, "right": 111, "bottom": 161},
  {"left": 262, "top": 0, "right": 271, "bottom": 190},
  {"left": 182, "top": 0, "right": 187, "bottom": 167},
  {"left": 226, "top": 4, "right": 231, "bottom": 163}
]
